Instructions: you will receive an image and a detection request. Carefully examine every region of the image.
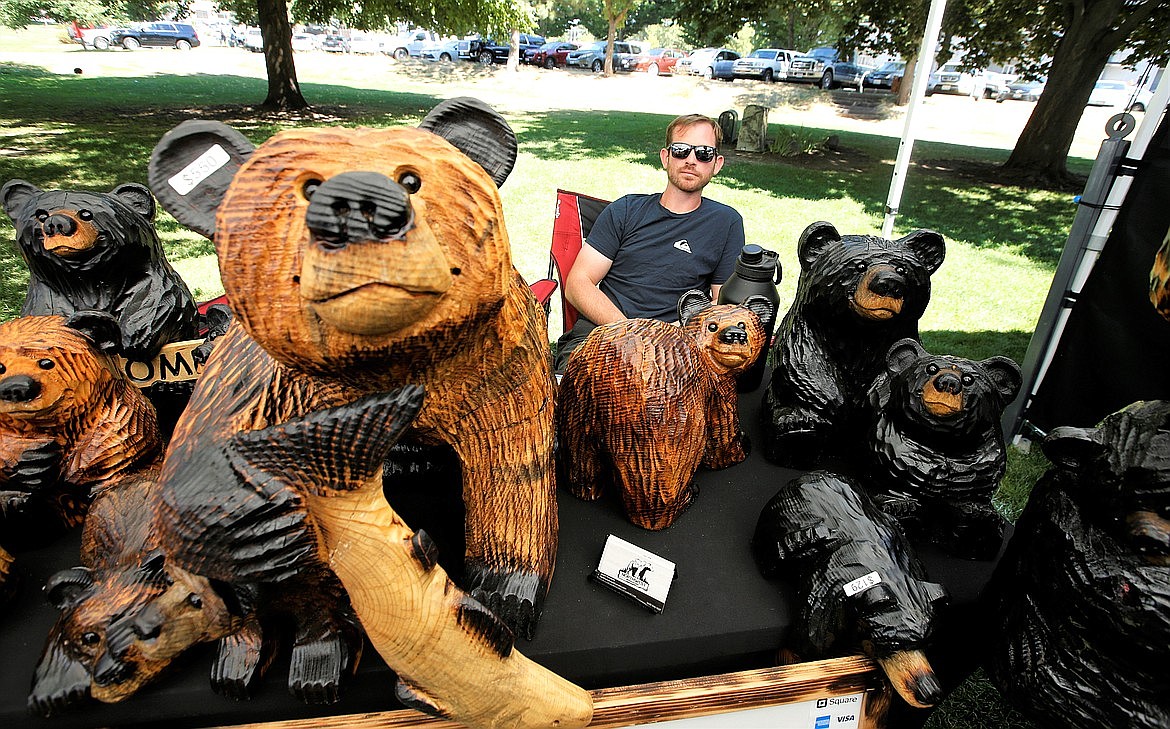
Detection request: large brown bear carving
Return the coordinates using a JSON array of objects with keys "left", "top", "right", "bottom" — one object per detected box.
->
[{"left": 146, "top": 99, "right": 558, "bottom": 642}]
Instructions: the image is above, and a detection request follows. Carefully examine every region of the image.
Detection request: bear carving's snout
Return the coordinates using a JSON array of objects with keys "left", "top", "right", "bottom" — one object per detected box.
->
[
  {"left": 719, "top": 325, "right": 748, "bottom": 345},
  {"left": 41, "top": 213, "right": 78, "bottom": 238},
  {"left": 867, "top": 267, "right": 905, "bottom": 300},
  {"left": 305, "top": 171, "right": 413, "bottom": 248},
  {"left": 0, "top": 374, "right": 41, "bottom": 403},
  {"left": 932, "top": 371, "right": 962, "bottom": 395}
]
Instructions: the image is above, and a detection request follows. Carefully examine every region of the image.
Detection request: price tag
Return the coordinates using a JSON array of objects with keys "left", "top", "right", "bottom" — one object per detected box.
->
[
  {"left": 842, "top": 571, "right": 882, "bottom": 597},
  {"left": 168, "top": 144, "right": 230, "bottom": 196}
]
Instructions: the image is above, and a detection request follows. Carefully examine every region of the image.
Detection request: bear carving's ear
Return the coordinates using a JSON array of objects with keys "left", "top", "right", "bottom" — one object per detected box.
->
[
  {"left": 898, "top": 229, "right": 946, "bottom": 274},
  {"left": 1042, "top": 426, "right": 1105, "bottom": 470},
  {"left": 740, "top": 294, "right": 775, "bottom": 328},
  {"left": 885, "top": 337, "right": 926, "bottom": 375},
  {"left": 65, "top": 310, "right": 123, "bottom": 355},
  {"left": 110, "top": 183, "right": 156, "bottom": 220},
  {"left": 677, "top": 289, "right": 712, "bottom": 326},
  {"left": 148, "top": 119, "right": 256, "bottom": 240},
  {"left": 1, "top": 179, "right": 41, "bottom": 218},
  {"left": 797, "top": 221, "right": 840, "bottom": 271},
  {"left": 922, "top": 581, "right": 948, "bottom": 604},
  {"left": 44, "top": 567, "right": 95, "bottom": 610},
  {"left": 419, "top": 97, "right": 518, "bottom": 188},
  {"left": 979, "top": 356, "right": 1023, "bottom": 402}
]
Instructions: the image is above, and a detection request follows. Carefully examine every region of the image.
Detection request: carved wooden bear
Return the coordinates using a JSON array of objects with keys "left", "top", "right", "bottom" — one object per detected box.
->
[
  {"left": 986, "top": 401, "right": 1170, "bottom": 729},
  {"left": 752, "top": 471, "right": 947, "bottom": 708},
  {"left": 558, "top": 291, "right": 770, "bottom": 530},
  {"left": 1, "top": 181, "right": 197, "bottom": 362},
  {"left": 867, "top": 338, "right": 1022, "bottom": 560},
  {"left": 29, "top": 466, "right": 254, "bottom": 716},
  {"left": 762, "top": 221, "right": 945, "bottom": 468},
  {"left": 0, "top": 313, "right": 162, "bottom": 601},
  {"left": 144, "top": 99, "right": 591, "bottom": 726}
]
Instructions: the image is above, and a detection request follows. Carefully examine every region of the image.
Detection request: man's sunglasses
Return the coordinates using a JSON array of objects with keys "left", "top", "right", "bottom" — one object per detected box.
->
[{"left": 668, "top": 143, "right": 718, "bottom": 163}]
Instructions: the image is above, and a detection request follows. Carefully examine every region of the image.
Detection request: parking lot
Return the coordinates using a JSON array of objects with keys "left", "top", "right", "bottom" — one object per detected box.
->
[{"left": 2, "top": 38, "right": 1132, "bottom": 161}]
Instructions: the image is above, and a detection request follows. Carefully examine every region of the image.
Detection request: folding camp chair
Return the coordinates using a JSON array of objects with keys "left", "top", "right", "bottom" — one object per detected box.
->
[{"left": 529, "top": 189, "right": 612, "bottom": 335}]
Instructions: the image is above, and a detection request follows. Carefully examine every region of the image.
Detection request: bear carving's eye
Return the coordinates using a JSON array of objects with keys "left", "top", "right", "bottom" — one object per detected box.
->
[
  {"left": 0, "top": 363, "right": 5, "bottom": 374},
  {"left": 894, "top": 265, "right": 906, "bottom": 276},
  {"left": 35, "top": 209, "right": 49, "bottom": 222},
  {"left": 855, "top": 260, "right": 867, "bottom": 271},
  {"left": 81, "top": 632, "right": 100, "bottom": 646},
  {"left": 707, "top": 322, "right": 718, "bottom": 332},
  {"left": 186, "top": 593, "right": 203, "bottom": 609},
  {"left": 302, "top": 178, "right": 323, "bottom": 200},
  {"left": 398, "top": 171, "right": 422, "bottom": 194},
  {"left": 961, "top": 374, "right": 974, "bottom": 386},
  {"left": 926, "top": 363, "right": 939, "bottom": 375},
  {"left": 38, "top": 359, "right": 55, "bottom": 370},
  {"left": 77, "top": 209, "right": 93, "bottom": 221}
]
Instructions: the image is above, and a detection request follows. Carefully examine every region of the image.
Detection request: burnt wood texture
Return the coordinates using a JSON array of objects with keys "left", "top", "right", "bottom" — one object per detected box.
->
[
  {"left": 752, "top": 471, "right": 947, "bottom": 709},
  {"left": 866, "top": 338, "right": 1022, "bottom": 559},
  {"left": 558, "top": 292, "right": 770, "bottom": 530},
  {"left": 986, "top": 400, "right": 1170, "bottom": 729},
  {"left": 762, "top": 221, "right": 945, "bottom": 468},
  {"left": 144, "top": 98, "right": 590, "bottom": 726}
]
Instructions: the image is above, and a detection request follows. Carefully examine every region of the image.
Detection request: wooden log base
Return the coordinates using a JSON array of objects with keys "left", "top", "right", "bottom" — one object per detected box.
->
[{"left": 217, "top": 656, "right": 887, "bottom": 729}]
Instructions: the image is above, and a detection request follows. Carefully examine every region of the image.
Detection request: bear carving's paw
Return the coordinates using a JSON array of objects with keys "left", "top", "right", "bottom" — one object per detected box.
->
[
  {"left": 8, "top": 440, "right": 63, "bottom": 493},
  {"left": 465, "top": 563, "right": 545, "bottom": 640},
  {"left": 27, "top": 640, "right": 91, "bottom": 717},
  {"left": 287, "top": 631, "right": 355, "bottom": 705},
  {"left": 761, "top": 414, "right": 827, "bottom": 469},
  {"left": 210, "top": 619, "right": 266, "bottom": 701}
]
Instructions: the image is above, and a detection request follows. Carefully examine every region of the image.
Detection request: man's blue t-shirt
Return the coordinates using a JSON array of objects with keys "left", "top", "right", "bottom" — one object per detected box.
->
[{"left": 588, "top": 193, "right": 745, "bottom": 321}]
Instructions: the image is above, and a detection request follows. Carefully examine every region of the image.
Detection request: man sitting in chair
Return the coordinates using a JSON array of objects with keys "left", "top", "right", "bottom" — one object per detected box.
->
[{"left": 554, "top": 113, "right": 745, "bottom": 373}]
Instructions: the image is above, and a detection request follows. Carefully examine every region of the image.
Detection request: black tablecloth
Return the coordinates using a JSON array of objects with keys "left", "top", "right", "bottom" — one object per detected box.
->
[{"left": 0, "top": 381, "right": 1004, "bottom": 728}]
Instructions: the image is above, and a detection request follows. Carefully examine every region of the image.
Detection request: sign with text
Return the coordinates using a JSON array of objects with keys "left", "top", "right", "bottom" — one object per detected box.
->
[
  {"left": 628, "top": 691, "right": 865, "bottom": 727},
  {"left": 116, "top": 338, "right": 204, "bottom": 388}
]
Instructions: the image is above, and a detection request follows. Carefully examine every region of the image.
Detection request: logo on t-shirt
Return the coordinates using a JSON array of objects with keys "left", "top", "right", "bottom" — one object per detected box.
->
[{"left": 673, "top": 239, "right": 692, "bottom": 254}]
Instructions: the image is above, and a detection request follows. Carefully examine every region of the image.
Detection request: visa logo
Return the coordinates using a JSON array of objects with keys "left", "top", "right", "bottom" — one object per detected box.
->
[{"left": 838, "top": 716, "right": 856, "bottom": 723}]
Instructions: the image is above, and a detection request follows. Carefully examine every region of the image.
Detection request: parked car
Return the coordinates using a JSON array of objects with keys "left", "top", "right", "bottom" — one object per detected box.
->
[
  {"left": 1087, "top": 80, "right": 1135, "bottom": 108},
  {"left": 348, "top": 31, "right": 387, "bottom": 55},
  {"left": 320, "top": 31, "right": 348, "bottom": 53},
  {"left": 731, "top": 49, "right": 795, "bottom": 82},
  {"left": 68, "top": 23, "right": 112, "bottom": 50},
  {"left": 420, "top": 38, "right": 461, "bottom": 62},
  {"left": 244, "top": 27, "right": 264, "bottom": 53},
  {"left": 677, "top": 47, "right": 739, "bottom": 78},
  {"left": 566, "top": 41, "right": 642, "bottom": 72},
  {"left": 458, "top": 33, "right": 545, "bottom": 64},
  {"left": 925, "top": 63, "right": 975, "bottom": 96},
  {"left": 387, "top": 29, "right": 437, "bottom": 60},
  {"left": 864, "top": 60, "right": 905, "bottom": 89},
  {"left": 290, "top": 32, "right": 319, "bottom": 52},
  {"left": 634, "top": 47, "right": 687, "bottom": 75},
  {"left": 1129, "top": 86, "right": 1155, "bottom": 112},
  {"left": 996, "top": 78, "right": 1046, "bottom": 103},
  {"left": 528, "top": 41, "right": 578, "bottom": 69},
  {"left": 109, "top": 22, "right": 200, "bottom": 50},
  {"left": 785, "top": 47, "right": 869, "bottom": 89}
]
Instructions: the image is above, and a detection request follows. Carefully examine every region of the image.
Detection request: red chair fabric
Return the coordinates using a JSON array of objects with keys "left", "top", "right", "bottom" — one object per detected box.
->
[{"left": 530, "top": 189, "right": 611, "bottom": 334}]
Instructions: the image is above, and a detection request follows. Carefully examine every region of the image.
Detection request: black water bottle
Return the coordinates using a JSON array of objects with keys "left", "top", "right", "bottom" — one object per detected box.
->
[{"left": 718, "top": 244, "right": 781, "bottom": 392}]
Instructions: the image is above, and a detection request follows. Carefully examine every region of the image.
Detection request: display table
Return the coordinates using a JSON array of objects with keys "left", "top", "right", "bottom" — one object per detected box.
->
[{"left": 0, "top": 384, "right": 1003, "bottom": 728}]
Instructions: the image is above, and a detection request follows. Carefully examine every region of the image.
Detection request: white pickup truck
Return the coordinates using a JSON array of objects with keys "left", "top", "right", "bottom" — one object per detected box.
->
[{"left": 731, "top": 49, "right": 797, "bottom": 82}]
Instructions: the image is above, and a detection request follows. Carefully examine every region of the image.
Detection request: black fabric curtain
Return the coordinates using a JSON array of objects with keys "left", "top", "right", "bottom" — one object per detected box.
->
[{"left": 1024, "top": 111, "right": 1170, "bottom": 432}]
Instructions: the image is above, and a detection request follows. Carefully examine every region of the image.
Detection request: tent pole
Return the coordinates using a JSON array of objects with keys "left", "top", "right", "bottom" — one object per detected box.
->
[{"left": 881, "top": 0, "right": 949, "bottom": 239}]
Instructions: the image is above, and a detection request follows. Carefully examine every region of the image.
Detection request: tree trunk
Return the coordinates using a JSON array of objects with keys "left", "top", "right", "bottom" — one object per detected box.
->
[
  {"left": 257, "top": 0, "right": 307, "bottom": 111},
  {"left": 1004, "top": 0, "right": 1157, "bottom": 184},
  {"left": 896, "top": 49, "right": 918, "bottom": 107},
  {"left": 507, "top": 28, "right": 520, "bottom": 72},
  {"left": 605, "top": 21, "right": 616, "bottom": 76}
]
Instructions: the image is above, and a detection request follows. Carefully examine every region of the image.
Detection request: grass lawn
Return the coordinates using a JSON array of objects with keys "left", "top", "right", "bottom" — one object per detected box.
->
[{"left": 0, "top": 27, "right": 1087, "bottom": 728}]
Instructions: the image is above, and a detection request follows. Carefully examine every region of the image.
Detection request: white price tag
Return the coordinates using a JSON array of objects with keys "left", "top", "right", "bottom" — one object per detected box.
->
[
  {"left": 168, "top": 144, "right": 230, "bottom": 195},
  {"left": 842, "top": 571, "right": 882, "bottom": 597}
]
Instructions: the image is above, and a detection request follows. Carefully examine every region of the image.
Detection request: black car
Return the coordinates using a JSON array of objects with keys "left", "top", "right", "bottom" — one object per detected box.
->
[
  {"left": 865, "top": 61, "right": 905, "bottom": 90},
  {"left": 459, "top": 32, "right": 545, "bottom": 64},
  {"left": 109, "top": 22, "right": 200, "bottom": 50}
]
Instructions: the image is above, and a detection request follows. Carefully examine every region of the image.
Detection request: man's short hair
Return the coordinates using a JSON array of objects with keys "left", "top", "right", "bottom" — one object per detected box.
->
[{"left": 665, "top": 114, "right": 722, "bottom": 148}]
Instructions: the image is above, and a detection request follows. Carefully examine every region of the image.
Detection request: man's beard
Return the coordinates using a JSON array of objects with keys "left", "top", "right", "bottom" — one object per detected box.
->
[{"left": 668, "top": 165, "right": 709, "bottom": 193}]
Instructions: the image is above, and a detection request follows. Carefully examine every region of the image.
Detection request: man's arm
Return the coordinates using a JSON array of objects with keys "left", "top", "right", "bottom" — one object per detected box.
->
[
  {"left": 711, "top": 284, "right": 723, "bottom": 302},
  {"left": 564, "top": 244, "right": 626, "bottom": 326}
]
